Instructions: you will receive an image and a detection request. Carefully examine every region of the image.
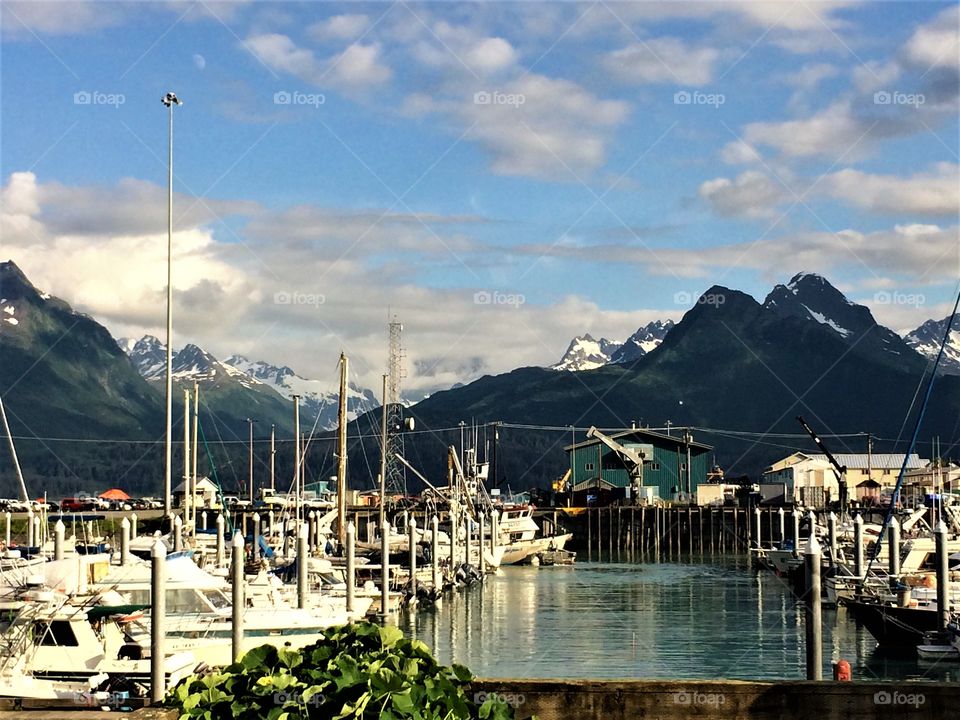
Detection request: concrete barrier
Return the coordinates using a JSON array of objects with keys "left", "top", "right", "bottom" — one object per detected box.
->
[
  {"left": 468, "top": 679, "right": 955, "bottom": 720},
  {"left": 1, "top": 679, "right": 954, "bottom": 719}
]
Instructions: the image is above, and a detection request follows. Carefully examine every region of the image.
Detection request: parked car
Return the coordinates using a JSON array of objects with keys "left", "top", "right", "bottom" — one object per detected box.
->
[{"left": 60, "top": 497, "right": 96, "bottom": 513}]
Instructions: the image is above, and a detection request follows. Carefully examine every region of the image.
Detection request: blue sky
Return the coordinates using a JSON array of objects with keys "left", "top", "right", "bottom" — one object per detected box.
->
[{"left": 2, "top": 1, "right": 958, "bottom": 392}]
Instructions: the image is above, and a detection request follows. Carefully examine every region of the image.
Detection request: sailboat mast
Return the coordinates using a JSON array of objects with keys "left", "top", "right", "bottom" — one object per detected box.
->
[
  {"left": 183, "top": 388, "right": 191, "bottom": 533},
  {"left": 293, "top": 395, "right": 301, "bottom": 524},
  {"left": 380, "top": 373, "right": 388, "bottom": 529},
  {"left": 0, "top": 398, "right": 28, "bottom": 502},
  {"left": 191, "top": 382, "right": 199, "bottom": 531},
  {"left": 336, "top": 353, "right": 348, "bottom": 545}
]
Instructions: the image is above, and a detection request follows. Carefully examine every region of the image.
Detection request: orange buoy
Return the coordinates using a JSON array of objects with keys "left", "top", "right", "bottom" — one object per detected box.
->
[{"left": 833, "top": 659, "right": 852, "bottom": 681}]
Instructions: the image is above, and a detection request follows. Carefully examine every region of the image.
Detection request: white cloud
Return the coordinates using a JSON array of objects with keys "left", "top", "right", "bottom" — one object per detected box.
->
[
  {"left": 604, "top": 38, "right": 719, "bottom": 85},
  {"left": 460, "top": 74, "right": 630, "bottom": 180},
  {"left": 851, "top": 60, "right": 901, "bottom": 94},
  {"left": 903, "top": 6, "right": 960, "bottom": 70},
  {"left": 735, "top": 101, "right": 870, "bottom": 160},
  {"left": 699, "top": 171, "right": 788, "bottom": 218},
  {"left": 1, "top": 1, "right": 125, "bottom": 37},
  {"left": 245, "top": 33, "right": 391, "bottom": 88},
  {"left": 309, "top": 14, "right": 370, "bottom": 41},
  {"left": 410, "top": 20, "right": 518, "bottom": 75},
  {"left": 819, "top": 164, "right": 960, "bottom": 216}
]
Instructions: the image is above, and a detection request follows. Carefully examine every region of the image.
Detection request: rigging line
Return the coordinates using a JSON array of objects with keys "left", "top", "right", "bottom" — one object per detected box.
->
[{"left": 868, "top": 285, "right": 960, "bottom": 570}]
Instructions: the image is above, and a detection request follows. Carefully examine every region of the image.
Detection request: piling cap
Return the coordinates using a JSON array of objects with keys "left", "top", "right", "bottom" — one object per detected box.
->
[
  {"left": 829, "top": 511, "right": 837, "bottom": 522},
  {"left": 346, "top": 520, "right": 355, "bottom": 533},
  {"left": 936, "top": 520, "right": 949, "bottom": 534},
  {"left": 854, "top": 514, "right": 863, "bottom": 526},
  {"left": 410, "top": 518, "right": 417, "bottom": 528},
  {"left": 152, "top": 538, "right": 167, "bottom": 558},
  {"left": 54, "top": 519, "right": 64, "bottom": 531},
  {"left": 778, "top": 507, "right": 784, "bottom": 516},
  {"left": 216, "top": 513, "right": 224, "bottom": 526},
  {"left": 805, "top": 533, "right": 821, "bottom": 555},
  {"left": 174, "top": 515, "right": 183, "bottom": 527},
  {"left": 121, "top": 517, "right": 130, "bottom": 528},
  {"left": 252, "top": 512, "right": 260, "bottom": 521},
  {"left": 131, "top": 512, "right": 138, "bottom": 520},
  {"left": 232, "top": 531, "right": 245, "bottom": 548}
]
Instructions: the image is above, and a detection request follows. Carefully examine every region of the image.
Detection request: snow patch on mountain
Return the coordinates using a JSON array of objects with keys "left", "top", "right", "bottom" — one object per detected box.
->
[
  {"left": 551, "top": 334, "right": 622, "bottom": 371},
  {"left": 905, "top": 314, "right": 960, "bottom": 375},
  {"left": 802, "top": 305, "right": 852, "bottom": 337}
]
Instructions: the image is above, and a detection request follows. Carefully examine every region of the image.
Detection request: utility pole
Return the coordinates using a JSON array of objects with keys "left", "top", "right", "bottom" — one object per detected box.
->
[
  {"left": 867, "top": 432, "right": 873, "bottom": 483},
  {"left": 336, "top": 353, "right": 348, "bottom": 545},
  {"left": 247, "top": 418, "right": 257, "bottom": 503},
  {"left": 684, "top": 428, "right": 693, "bottom": 497},
  {"left": 270, "top": 424, "right": 276, "bottom": 491},
  {"left": 161, "top": 90, "right": 182, "bottom": 518}
]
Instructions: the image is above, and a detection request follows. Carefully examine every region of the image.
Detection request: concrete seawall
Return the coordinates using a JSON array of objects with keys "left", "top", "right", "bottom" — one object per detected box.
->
[{"left": 1, "top": 679, "right": 954, "bottom": 719}]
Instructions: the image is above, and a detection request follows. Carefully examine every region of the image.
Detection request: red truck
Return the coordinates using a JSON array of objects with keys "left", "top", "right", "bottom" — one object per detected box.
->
[{"left": 60, "top": 497, "right": 96, "bottom": 512}]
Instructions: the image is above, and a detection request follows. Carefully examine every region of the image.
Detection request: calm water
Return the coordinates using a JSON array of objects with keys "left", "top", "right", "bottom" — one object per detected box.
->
[{"left": 399, "top": 556, "right": 959, "bottom": 682}]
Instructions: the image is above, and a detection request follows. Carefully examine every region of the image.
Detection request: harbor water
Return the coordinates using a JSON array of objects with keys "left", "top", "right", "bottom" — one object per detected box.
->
[{"left": 400, "top": 555, "right": 960, "bottom": 682}]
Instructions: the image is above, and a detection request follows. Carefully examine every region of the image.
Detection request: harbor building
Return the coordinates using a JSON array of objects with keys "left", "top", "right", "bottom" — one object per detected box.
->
[
  {"left": 762, "top": 452, "right": 928, "bottom": 507},
  {"left": 564, "top": 428, "right": 713, "bottom": 505}
]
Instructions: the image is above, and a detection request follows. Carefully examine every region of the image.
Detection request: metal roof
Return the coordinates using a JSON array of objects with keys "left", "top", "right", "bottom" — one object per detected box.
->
[
  {"left": 564, "top": 427, "right": 713, "bottom": 452},
  {"left": 813, "top": 453, "right": 927, "bottom": 470}
]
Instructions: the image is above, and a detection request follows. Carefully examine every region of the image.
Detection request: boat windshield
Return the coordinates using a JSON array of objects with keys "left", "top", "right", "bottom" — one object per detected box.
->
[
  {"left": 125, "top": 589, "right": 217, "bottom": 613},
  {"left": 202, "top": 590, "right": 230, "bottom": 609}
]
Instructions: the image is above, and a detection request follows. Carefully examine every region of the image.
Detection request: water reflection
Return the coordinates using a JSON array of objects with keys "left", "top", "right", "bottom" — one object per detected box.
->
[{"left": 398, "top": 556, "right": 960, "bottom": 681}]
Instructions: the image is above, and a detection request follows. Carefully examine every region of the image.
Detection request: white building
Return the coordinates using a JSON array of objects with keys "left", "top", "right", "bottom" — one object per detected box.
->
[
  {"left": 762, "top": 452, "right": 927, "bottom": 506},
  {"left": 173, "top": 476, "right": 221, "bottom": 509}
]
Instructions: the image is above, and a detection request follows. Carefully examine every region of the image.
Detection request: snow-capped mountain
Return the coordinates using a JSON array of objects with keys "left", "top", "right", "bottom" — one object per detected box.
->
[
  {"left": 551, "top": 321, "right": 675, "bottom": 371},
  {"left": 609, "top": 320, "right": 675, "bottom": 364},
  {"left": 762, "top": 272, "right": 913, "bottom": 364},
  {"left": 906, "top": 314, "right": 960, "bottom": 375},
  {"left": 224, "top": 355, "right": 380, "bottom": 428},
  {"left": 551, "top": 334, "right": 623, "bottom": 371}
]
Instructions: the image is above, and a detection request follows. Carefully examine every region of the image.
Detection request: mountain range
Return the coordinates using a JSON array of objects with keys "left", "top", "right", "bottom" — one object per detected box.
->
[
  {"left": 118, "top": 336, "right": 380, "bottom": 432},
  {"left": 394, "top": 273, "right": 960, "bottom": 488},
  {"left": 1, "top": 259, "right": 957, "bottom": 495},
  {"left": 551, "top": 320, "right": 676, "bottom": 371}
]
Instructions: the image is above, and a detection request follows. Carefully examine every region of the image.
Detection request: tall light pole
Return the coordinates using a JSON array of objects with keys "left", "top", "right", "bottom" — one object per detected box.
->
[{"left": 162, "top": 91, "right": 182, "bottom": 519}]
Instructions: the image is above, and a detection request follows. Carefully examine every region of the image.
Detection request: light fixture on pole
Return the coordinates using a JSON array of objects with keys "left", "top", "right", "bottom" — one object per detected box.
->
[{"left": 161, "top": 91, "right": 182, "bottom": 519}]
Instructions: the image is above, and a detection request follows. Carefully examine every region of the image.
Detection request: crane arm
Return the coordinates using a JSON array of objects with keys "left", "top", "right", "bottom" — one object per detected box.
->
[{"left": 586, "top": 426, "right": 645, "bottom": 478}]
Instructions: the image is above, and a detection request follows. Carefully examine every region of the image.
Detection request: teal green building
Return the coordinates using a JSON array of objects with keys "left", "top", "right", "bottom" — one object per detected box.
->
[{"left": 564, "top": 428, "right": 713, "bottom": 503}]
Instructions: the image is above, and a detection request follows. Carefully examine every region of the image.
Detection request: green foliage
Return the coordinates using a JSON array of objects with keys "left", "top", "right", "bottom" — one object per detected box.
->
[{"left": 166, "top": 622, "right": 522, "bottom": 720}]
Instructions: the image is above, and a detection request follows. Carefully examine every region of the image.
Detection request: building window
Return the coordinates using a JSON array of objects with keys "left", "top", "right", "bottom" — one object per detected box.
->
[
  {"left": 585, "top": 463, "right": 595, "bottom": 471},
  {"left": 650, "top": 463, "right": 660, "bottom": 471}
]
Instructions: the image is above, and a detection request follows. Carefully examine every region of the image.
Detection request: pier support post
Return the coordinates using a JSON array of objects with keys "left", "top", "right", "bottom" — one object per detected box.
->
[
  {"left": 120, "top": 517, "right": 130, "bottom": 566},
  {"left": 201, "top": 510, "right": 207, "bottom": 531},
  {"left": 268, "top": 510, "right": 274, "bottom": 541},
  {"left": 827, "top": 512, "right": 837, "bottom": 567},
  {"left": 489, "top": 510, "right": 498, "bottom": 556},
  {"left": 409, "top": 518, "right": 418, "bottom": 604},
  {"left": 173, "top": 514, "right": 183, "bottom": 552},
  {"left": 853, "top": 515, "right": 864, "bottom": 578},
  {"left": 777, "top": 507, "right": 785, "bottom": 545},
  {"left": 346, "top": 520, "right": 355, "bottom": 616},
  {"left": 150, "top": 539, "right": 167, "bottom": 703},
  {"left": 449, "top": 510, "right": 457, "bottom": 575},
  {"left": 431, "top": 515, "right": 440, "bottom": 593},
  {"left": 232, "top": 531, "right": 245, "bottom": 663},
  {"left": 53, "top": 519, "right": 65, "bottom": 560},
  {"left": 753, "top": 506, "right": 761, "bottom": 549},
  {"left": 936, "top": 521, "right": 949, "bottom": 631},
  {"left": 252, "top": 512, "right": 260, "bottom": 562},
  {"left": 792, "top": 510, "right": 801, "bottom": 553},
  {"left": 297, "top": 522, "right": 308, "bottom": 609},
  {"left": 804, "top": 533, "right": 823, "bottom": 680},
  {"left": 215, "top": 513, "right": 225, "bottom": 566},
  {"left": 131, "top": 512, "right": 138, "bottom": 540},
  {"left": 888, "top": 517, "right": 901, "bottom": 577},
  {"left": 477, "top": 513, "right": 485, "bottom": 572},
  {"left": 26, "top": 506, "right": 34, "bottom": 548},
  {"left": 381, "top": 520, "right": 391, "bottom": 619},
  {"left": 4, "top": 511, "right": 9, "bottom": 548}
]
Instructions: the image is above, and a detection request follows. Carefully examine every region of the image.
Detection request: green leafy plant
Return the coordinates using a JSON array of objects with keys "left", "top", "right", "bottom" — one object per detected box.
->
[{"left": 166, "top": 622, "right": 520, "bottom": 720}]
